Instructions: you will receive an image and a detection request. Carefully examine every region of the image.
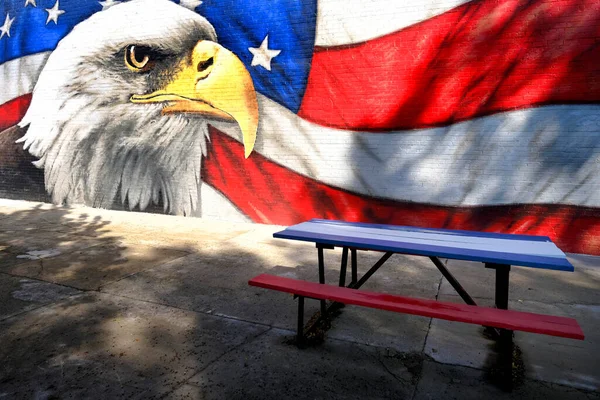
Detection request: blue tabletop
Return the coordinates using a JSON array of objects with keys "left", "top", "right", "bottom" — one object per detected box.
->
[{"left": 273, "top": 219, "right": 574, "bottom": 271}]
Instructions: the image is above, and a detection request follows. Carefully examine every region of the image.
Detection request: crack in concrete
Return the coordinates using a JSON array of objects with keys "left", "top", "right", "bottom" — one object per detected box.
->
[
  {"left": 158, "top": 326, "right": 273, "bottom": 399},
  {"left": 0, "top": 270, "right": 87, "bottom": 293},
  {"left": 0, "top": 271, "right": 85, "bottom": 322},
  {"left": 535, "top": 376, "right": 600, "bottom": 398},
  {"left": 103, "top": 291, "right": 278, "bottom": 332},
  {"left": 95, "top": 252, "right": 194, "bottom": 291},
  {"left": 0, "top": 292, "right": 85, "bottom": 323},
  {"left": 412, "top": 273, "right": 444, "bottom": 400},
  {"left": 374, "top": 350, "right": 412, "bottom": 387}
]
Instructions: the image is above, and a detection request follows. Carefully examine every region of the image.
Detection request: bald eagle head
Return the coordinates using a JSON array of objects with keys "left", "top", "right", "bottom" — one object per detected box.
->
[{"left": 17, "top": 0, "right": 258, "bottom": 216}]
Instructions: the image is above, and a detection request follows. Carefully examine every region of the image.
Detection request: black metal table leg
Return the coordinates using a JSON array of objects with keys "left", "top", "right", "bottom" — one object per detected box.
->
[
  {"left": 499, "top": 327, "right": 514, "bottom": 391},
  {"left": 339, "top": 247, "right": 349, "bottom": 287},
  {"left": 487, "top": 263, "right": 514, "bottom": 390},
  {"left": 351, "top": 248, "right": 358, "bottom": 285},
  {"left": 301, "top": 243, "right": 341, "bottom": 342},
  {"left": 492, "top": 264, "right": 511, "bottom": 310},
  {"left": 297, "top": 296, "right": 305, "bottom": 347},
  {"left": 317, "top": 246, "right": 327, "bottom": 317},
  {"left": 304, "top": 247, "right": 395, "bottom": 341},
  {"left": 303, "top": 246, "right": 394, "bottom": 345}
]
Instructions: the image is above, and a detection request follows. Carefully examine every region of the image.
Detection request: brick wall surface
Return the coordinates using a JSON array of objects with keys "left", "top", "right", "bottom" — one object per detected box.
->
[{"left": 1, "top": 0, "right": 600, "bottom": 254}]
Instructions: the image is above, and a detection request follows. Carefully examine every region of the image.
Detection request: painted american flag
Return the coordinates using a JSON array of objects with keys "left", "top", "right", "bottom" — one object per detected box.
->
[{"left": 2, "top": 0, "right": 600, "bottom": 254}]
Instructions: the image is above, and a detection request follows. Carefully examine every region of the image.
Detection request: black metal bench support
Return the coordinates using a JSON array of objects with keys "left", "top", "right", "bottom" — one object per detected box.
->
[
  {"left": 339, "top": 247, "right": 348, "bottom": 287},
  {"left": 430, "top": 257, "right": 509, "bottom": 342},
  {"left": 348, "top": 250, "right": 394, "bottom": 289},
  {"left": 310, "top": 245, "right": 395, "bottom": 337},
  {"left": 489, "top": 263, "right": 511, "bottom": 310},
  {"left": 314, "top": 245, "right": 515, "bottom": 388},
  {"left": 486, "top": 262, "right": 514, "bottom": 390},
  {"left": 430, "top": 256, "right": 477, "bottom": 306},
  {"left": 317, "top": 245, "right": 327, "bottom": 317},
  {"left": 351, "top": 248, "right": 358, "bottom": 285},
  {"left": 317, "top": 245, "right": 394, "bottom": 291},
  {"left": 297, "top": 295, "right": 305, "bottom": 347}
]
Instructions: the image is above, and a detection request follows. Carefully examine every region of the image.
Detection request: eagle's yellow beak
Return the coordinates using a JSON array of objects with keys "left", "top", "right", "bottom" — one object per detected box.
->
[{"left": 130, "top": 41, "right": 258, "bottom": 158}]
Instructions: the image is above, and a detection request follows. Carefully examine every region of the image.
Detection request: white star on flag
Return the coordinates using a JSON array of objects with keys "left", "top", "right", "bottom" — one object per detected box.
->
[
  {"left": 24, "top": 0, "right": 37, "bottom": 7},
  {"left": 179, "top": 0, "right": 202, "bottom": 11},
  {"left": 0, "top": 13, "right": 15, "bottom": 39},
  {"left": 99, "top": 0, "right": 121, "bottom": 11},
  {"left": 46, "top": 0, "right": 66, "bottom": 25},
  {"left": 248, "top": 35, "right": 281, "bottom": 71}
]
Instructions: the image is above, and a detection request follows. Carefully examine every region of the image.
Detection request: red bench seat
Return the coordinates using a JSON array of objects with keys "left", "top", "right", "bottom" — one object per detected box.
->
[{"left": 249, "top": 273, "right": 584, "bottom": 340}]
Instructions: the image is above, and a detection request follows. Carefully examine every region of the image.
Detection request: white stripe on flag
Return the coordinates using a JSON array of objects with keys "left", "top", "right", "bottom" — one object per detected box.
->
[
  {"left": 214, "top": 96, "right": 600, "bottom": 208},
  {"left": 5, "top": 50, "right": 600, "bottom": 210},
  {"left": 0, "top": 1, "right": 472, "bottom": 104},
  {"left": 0, "top": 52, "right": 50, "bottom": 105},
  {"left": 200, "top": 183, "right": 250, "bottom": 221},
  {"left": 315, "top": 0, "right": 472, "bottom": 46}
]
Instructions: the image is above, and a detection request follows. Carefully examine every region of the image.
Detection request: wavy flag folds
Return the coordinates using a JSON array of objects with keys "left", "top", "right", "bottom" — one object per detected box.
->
[{"left": 1, "top": 0, "right": 600, "bottom": 254}]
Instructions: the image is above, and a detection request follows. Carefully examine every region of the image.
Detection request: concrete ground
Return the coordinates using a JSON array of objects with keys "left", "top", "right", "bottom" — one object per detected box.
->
[{"left": 0, "top": 199, "right": 599, "bottom": 400}]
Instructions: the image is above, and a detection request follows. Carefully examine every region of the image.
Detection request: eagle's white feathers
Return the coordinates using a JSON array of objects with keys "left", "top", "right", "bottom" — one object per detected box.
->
[{"left": 18, "top": 0, "right": 220, "bottom": 215}]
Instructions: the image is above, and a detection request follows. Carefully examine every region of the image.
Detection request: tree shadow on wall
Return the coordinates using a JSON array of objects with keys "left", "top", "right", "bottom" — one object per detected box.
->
[{"left": 345, "top": 0, "right": 600, "bottom": 254}]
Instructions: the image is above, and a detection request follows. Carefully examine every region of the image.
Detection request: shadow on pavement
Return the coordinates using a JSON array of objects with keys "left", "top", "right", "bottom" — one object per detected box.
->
[{"left": 0, "top": 204, "right": 599, "bottom": 399}]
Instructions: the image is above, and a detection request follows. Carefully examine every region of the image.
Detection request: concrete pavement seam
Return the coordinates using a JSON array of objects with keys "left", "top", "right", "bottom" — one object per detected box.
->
[
  {"left": 0, "top": 290, "right": 86, "bottom": 323},
  {"left": 412, "top": 274, "right": 444, "bottom": 400},
  {"left": 534, "top": 377, "right": 600, "bottom": 398},
  {"left": 370, "top": 347, "right": 412, "bottom": 387},
  {"left": 101, "top": 290, "right": 453, "bottom": 357},
  {"left": 95, "top": 252, "right": 194, "bottom": 291},
  {"left": 0, "top": 270, "right": 89, "bottom": 293},
  {"left": 98, "top": 290, "right": 279, "bottom": 330},
  {"left": 158, "top": 326, "right": 273, "bottom": 399},
  {"left": 421, "top": 358, "right": 600, "bottom": 397},
  {"left": 0, "top": 270, "right": 87, "bottom": 323}
]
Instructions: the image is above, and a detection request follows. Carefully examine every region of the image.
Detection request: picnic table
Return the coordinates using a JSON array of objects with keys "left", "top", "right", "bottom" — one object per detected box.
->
[{"left": 249, "top": 219, "right": 584, "bottom": 389}]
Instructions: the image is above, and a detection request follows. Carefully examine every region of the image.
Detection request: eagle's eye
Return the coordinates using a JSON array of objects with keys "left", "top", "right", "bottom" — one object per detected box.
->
[{"left": 124, "top": 45, "right": 155, "bottom": 72}]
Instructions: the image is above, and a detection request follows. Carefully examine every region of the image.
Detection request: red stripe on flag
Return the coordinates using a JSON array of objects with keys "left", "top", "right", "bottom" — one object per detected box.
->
[
  {"left": 0, "top": 94, "right": 32, "bottom": 132},
  {"left": 203, "top": 127, "right": 600, "bottom": 255},
  {"left": 299, "top": 0, "right": 600, "bottom": 131},
  {"left": 3, "top": 95, "right": 600, "bottom": 254}
]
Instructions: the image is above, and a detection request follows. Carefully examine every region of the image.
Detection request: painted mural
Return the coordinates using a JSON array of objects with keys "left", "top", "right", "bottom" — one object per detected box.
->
[{"left": 1, "top": 0, "right": 600, "bottom": 254}]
